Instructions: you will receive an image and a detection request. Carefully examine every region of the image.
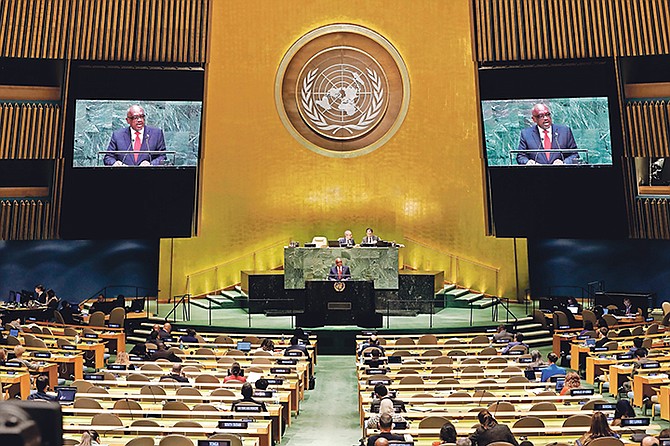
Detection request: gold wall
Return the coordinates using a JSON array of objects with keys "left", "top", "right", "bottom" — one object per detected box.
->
[{"left": 158, "top": 0, "right": 529, "bottom": 300}]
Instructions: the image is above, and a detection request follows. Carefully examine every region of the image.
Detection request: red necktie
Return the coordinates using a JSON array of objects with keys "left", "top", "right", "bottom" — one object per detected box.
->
[
  {"left": 338, "top": 267, "right": 342, "bottom": 280},
  {"left": 543, "top": 129, "right": 551, "bottom": 161},
  {"left": 134, "top": 131, "right": 141, "bottom": 162}
]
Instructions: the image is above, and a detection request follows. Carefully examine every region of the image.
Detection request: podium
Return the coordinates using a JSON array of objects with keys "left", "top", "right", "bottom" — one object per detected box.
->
[{"left": 297, "top": 280, "right": 381, "bottom": 328}]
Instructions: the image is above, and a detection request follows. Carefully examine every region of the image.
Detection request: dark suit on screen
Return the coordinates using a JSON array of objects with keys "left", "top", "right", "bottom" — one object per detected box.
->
[
  {"left": 517, "top": 124, "right": 579, "bottom": 165},
  {"left": 338, "top": 237, "right": 355, "bottom": 247},
  {"left": 104, "top": 125, "right": 167, "bottom": 166},
  {"left": 328, "top": 264, "right": 351, "bottom": 281}
]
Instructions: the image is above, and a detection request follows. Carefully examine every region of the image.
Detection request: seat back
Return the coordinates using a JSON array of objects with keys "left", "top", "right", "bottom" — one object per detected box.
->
[{"left": 109, "top": 307, "right": 126, "bottom": 327}]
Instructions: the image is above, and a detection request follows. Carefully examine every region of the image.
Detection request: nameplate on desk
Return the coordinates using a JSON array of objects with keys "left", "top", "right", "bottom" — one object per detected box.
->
[
  {"left": 84, "top": 374, "right": 104, "bottom": 381},
  {"left": 163, "top": 337, "right": 174, "bottom": 342},
  {"left": 594, "top": 403, "right": 617, "bottom": 411},
  {"left": 253, "top": 390, "right": 273, "bottom": 398},
  {"left": 234, "top": 405, "right": 262, "bottom": 412},
  {"left": 576, "top": 335, "right": 589, "bottom": 340},
  {"left": 621, "top": 417, "right": 651, "bottom": 427},
  {"left": 485, "top": 328, "right": 496, "bottom": 333},
  {"left": 570, "top": 388, "right": 594, "bottom": 396},
  {"left": 517, "top": 357, "right": 532, "bottom": 363},
  {"left": 277, "top": 359, "right": 296, "bottom": 365},
  {"left": 108, "top": 323, "right": 121, "bottom": 328},
  {"left": 558, "top": 325, "right": 570, "bottom": 329},
  {"left": 270, "top": 367, "right": 291, "bottom": 374},
  {"left": 218, "top": 420, "right": 248, "bottom": 429},
  {"left": 130, "top": 355, "right": 143, "bottom": 361},
  {"left": 27, "top": 317, "right": 37, "bottom": 321},
  {"left": 4, "top": 362, "right": 21, "bottom": 367},
  {"left": 387, "top": 356, "right": 402, "bottom": 364},
  {"left": 108, "top": 364, "right": 127, "bottom": 370},
  {"left": 198, "top": 441, "right": 232, "bottom": 446},
  {"left": 366, "top": 368, "right": 387, "bottom": 375},
  {"left": 617, "top": 354, "right": 634, "bottom": 360},
  {"left": 286, "top": 350, "right": 302, "bottom": 357},
  {"left": 33, "top": 352, "right": 51, "bottom": 358},
  {"left": 83, "top": 333, "right": 98, "bottom": 339},
  {"left": 368, "top": 378, "right": 391, "bottom": 386},
  {"left": 265, "top": 378, "right": 283, "bottom": 385},
  {"left": 641, "top": 362, "right": 660, "bottom": 369},
  {"left": 507, "top": 350, "right": 523, "bottom": 356},
  {"left": 495, "top": 339, "right": 508, "bottom": 344},
  {"left": 362, "top": 331, "right": 377, "bottom": 336},
  {"left": 646, "top": 317, "right": 655, "bottom": 322},
  {"left": 147, "top": 349, "right": 157, "bottom": 355},
  {"left": 592, "top": 347, "right": 608, "bottom": 352},
  {"left": 61, "top": 344, "right": 76, "bottom": 350},
  {"left": 5, "top": 370, "right": 17, "bottom": 375}
]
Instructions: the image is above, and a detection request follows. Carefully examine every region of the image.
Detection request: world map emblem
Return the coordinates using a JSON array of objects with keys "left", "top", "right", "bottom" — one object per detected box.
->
[
  {"left": 276, "top": 24, "right": 410, "bottom": 157},
  {"left": 298, "top": 48, "right": 388, "bottom": 140}
]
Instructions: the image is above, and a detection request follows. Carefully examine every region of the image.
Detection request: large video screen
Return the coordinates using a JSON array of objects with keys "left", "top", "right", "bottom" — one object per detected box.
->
[
  {"left": 73, "top": 100, "right": 201, "bottom": 168},
  {"left": 482, "top": 97, "right": 612, "bottom": 167}
]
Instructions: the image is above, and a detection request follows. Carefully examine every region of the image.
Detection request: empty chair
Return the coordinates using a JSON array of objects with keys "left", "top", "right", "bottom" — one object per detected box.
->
[
  {"left": 411, "top": 393, "right": 434, "bottom": 399},
  {"left": 158, "top": 435, "right": 193, "bottom": 446},
  {"left": 57, "top": 338, "right": 74, "bottom": 348},
  {"left": 530, "top": 402, "right": 557, "bottom": 411},
  {"left": 479, "top": 347, "right": 498, "bottom": 356},
  {"left": 225, "top": 349, "right": 244, "bottom": 356},
  {"left": 91, "top": 413, "right": 123, "bottom": 428},
  {"left": 127, "top": 373, "right": 151, "bottom": 382},
  {"left": 602, "top": 314, "right": 617, "bottom": 327},
  {"left": 214, "top": 335, "right": 234, "bottom": 344},
  {"left": 603, "top": 341, "right": 618, "bottom": 350},
  {"left": 114, "top": 399, "right": 143, "bottom": 411},
  {"left": 562, "top": 414, "right": 592, "bottom": 427},
  {"left": 431, "top": 366, "right": 454, "bottom": 374},
  {"left": 109, "top": 307, "right": 126, "bottom": 327},
  {"left": 617, "top": 328, "right": 631, "bottom": 337},
  {"left": 140, "top": 363, "right": 163, "bottom": 372},
  {"left": 422, "top": 349, "right": 442, "bottom": 357},
  {"left": 251, "top": 357, "right": 272, "bottom": 364},
  {"left": 553, "top": 311, "right": 570, "bottom": 328},
  {"left": 87, "top": 386, "right": 108, "bottom": 394},
  {"left": 536, "top": 390, "right": 556, "bottom": 397},
  {"left": 176, "top": 387, "right": 202, "bottom": 399},
  {"left": 140, "top": 385, "right": 166, "bottom": 396},
  {"left": 210, "top": 388, "right": 236, "bottom": 397},
  {"left": 418, "top": 416, "right": 448, "bottom": 428},
  {"left": 131, "top": 419, "right": 160, "bottom": 427},
  {"left": 181, "top": 365, "right": 202, "bottom": 373},
  {"left": 506, "top": 376, "right": 529, "bottom": 383},
  {"left": 461, "top": 365, "right": 484, "bottom": 374},
  {"left": 173, "top": 420, "right": 202, "bottom": 428},
  {"left": 488, "top": 443, "right": 516, "bottom": 446},
  {"left": 432, "top": 356, "right": 454, "bottom": 365},
  {"left": 642, "top": 338, "right": 652, "bottom": 349},
  {"left": 193, "top": 404, "right": 219, "bottom": 412},
  {"left": 437, "top": 378, "right": 460, "bottom": 385},
  {"left": 471, "top": 335, "right": 490, "bottom": 344},
  {"left": 163, "top": 401, "right": 191, "bottom": 418},
  {"left": 509, "top": 344, "right": 528, "bottom": 354},
  {"left": 89, "top": 311, "right": 106, "bottom": 327},
  {"left": 418, "top": 334, "right": 438, "bottom": 345},
  {"left": 253, "top": 350, "right": 272, "bottom": 357},
  {"left": 394, "top": 337, "right": 415, "bottom": 346},
  {"left": 396, "top": 368, "right": 419, "bottom": 375},
  {"left": 63, "top": 439, "right": 80, "bottom": 446},
  {"left": 631, "top": 326, "right": 644, "bottom": 336},
  {"left": 194, "top": 348, "right": 215, "bottom": 356},
  {"left": 448, "top": 391, "right": 470, "bottom": 399},
  {"left": 533, "top": 309, "right": 548, "bottom": 329},
  {"left": 581, "top": 399, "right": 608, "bottom": 410},
  {"left": 462, "top": 358, "right": 481, "bottom": 365},
  {"left": 72, "top": 380, "right": 93, "bottom": 393},
  {"left": 487, "top": 357, "right": 507, "bottom": 364},
  {"left": 217, "top": 357, "right": 235, "bottom": 364},
  {"left": 194, "top": 374, "right": 220, "bottom": 384},
  {"left": 513, "top": 416, "right": 544, "bottom": 428},
  {"left": 399, "top": 375, "right": 423, "bottom": 385},
  {"left": 6, "top": 335, "right": 20, "bottom": 346},
  {"left": 488, "top": 402, "right": 515, "bottom": 412},
  {"left": 74, "top": 398, "right": 103, "bottom": 409},
  {"left": 502, "top": 366, "right": 522, "bottom": 373},
  {"left": 582, "top": 309, "right": 597, "bottom": 327},
  {"left": 646, "top": 323, "right": 660, "bottom": 335},
  {"left": 447, "top": 350, "right": 466, "bottom": 357},
  {"left": 125, "top": 437, "right": 155, "bottom": 446},
  {"left": 473, "top": 390, "right": 494, "bottom": 398},
  {"left": 242, "top": 335, "right": 260, "bottom": 344}
]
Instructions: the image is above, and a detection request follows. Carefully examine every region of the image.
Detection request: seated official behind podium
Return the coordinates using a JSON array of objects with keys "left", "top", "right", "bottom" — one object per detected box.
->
[
  {"left": 338, "top": 230, "right": 355, "bottom": 247},
  {"left": 328, "top": 258, "right": 351, "bottom": 281},
  {"left": 361, "top": 227, "right": 381, "bottom": 244}
]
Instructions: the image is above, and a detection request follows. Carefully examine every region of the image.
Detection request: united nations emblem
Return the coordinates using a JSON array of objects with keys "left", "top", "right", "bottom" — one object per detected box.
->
[
  {"left": 333, "top": 281, "right": 346, "bottom": 292},
  {"left": 276, "top": 24, "right": 410, "bottom": 157}
]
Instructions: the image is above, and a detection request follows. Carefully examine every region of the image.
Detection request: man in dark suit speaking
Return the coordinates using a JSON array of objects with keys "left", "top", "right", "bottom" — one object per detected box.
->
[
  {"left": 516, "top": 103, "right": 580, "bottom": 165},
  {"left": 328, "top": 258, "right": 351, "bottom": 281},
  {"left": 104, "top": 105, "right": 167, "bottom": 166}
]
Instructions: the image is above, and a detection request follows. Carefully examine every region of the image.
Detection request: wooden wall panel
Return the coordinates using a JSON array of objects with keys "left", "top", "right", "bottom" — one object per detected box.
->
[
  {"left": 0, "top": 0, "right": 209, "bottom": 62},
  {"left": 0, "top": 103, "right": 60, "bottom": 160},
  {"left": 625, "top": 100, "right": 670, "bottom": 158},
  {"left": 473, "top": 0, "right": 670, "bottom": 62}
]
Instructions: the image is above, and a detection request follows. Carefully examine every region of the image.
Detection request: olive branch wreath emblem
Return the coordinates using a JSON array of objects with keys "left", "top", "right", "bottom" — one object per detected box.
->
[{"left": 300, "top": 67, "right": 384, "bottom": 135}]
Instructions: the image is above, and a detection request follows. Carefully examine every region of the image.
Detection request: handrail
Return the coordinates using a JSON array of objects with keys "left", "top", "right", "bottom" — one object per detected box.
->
[
  {"left": 185, "top": 239, "right": 288, "bottom": 297},
  {"left": 165, "top": 294, "right": 190, "bottom": 322},
  {"left": 80, "top": 285, "right": 159, "bottom": 313},
  {"left": 402, "top": 236, "right": 501, "bottom": 295}
]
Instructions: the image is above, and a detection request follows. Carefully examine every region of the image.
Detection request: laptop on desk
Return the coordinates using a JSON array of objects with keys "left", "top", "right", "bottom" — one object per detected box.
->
[{"left": 55, "top": 386, "right": 77, "bottom": 405}]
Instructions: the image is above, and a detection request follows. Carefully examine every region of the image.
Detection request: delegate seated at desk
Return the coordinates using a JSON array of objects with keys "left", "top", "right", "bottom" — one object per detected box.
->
[
  {"left": 338, "top": 230, "right": 355, "bottom": 247},
  {"left": 327, "top": 258, "right": 351, "bottom": 281}
]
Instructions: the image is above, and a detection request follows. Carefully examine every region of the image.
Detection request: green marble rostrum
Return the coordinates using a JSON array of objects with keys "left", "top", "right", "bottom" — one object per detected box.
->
[
  {"left": 284, "top": 247, "right": 399, "bottom": 289},
  {"left": 481, "top": 97, "right": 613, "bottom": 166}
]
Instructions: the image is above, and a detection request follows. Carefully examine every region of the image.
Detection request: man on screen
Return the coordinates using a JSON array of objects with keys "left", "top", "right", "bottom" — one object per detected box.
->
[
  {"left": 338, "top": 230, "right": 355, "bottom": 247},
  {"left": 517, "top": 103, "right": 580, "bottom": 165},
  {"left": 104, "top": 105, "right": 167, "bottom": 166},
  {"left": 328, "top": 258, "right": 351, "bottom": 281}
]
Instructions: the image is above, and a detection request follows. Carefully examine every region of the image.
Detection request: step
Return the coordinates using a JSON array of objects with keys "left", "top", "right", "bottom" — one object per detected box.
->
[
  {"left": 452, "top": 292, "right": 484, "bottom": 308},
  {"left": 526, "top": 336, "right": 553, "bottom": 346},
  {"left": 445, "top": 288, "right": 469, "bottom": 297},
  {"left": 443, "top": 283, "right": 456, "bottom": 292},
  {"left": 516, "top": 322, "right": 543, "bottom": 331},
  {"left": 519, "top": 329, "right": 551, "bottom": 338},
  {"left": 221, "top": 289, "right": 246, "bottom": 300},
  {"left": 472, "top": 298, "right": 498, "bottom": 309}
]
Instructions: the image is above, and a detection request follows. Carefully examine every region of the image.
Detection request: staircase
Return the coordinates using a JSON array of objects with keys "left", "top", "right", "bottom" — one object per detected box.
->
[{"left": 190, "top": 287, "right": 248, "bottom": 312}]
